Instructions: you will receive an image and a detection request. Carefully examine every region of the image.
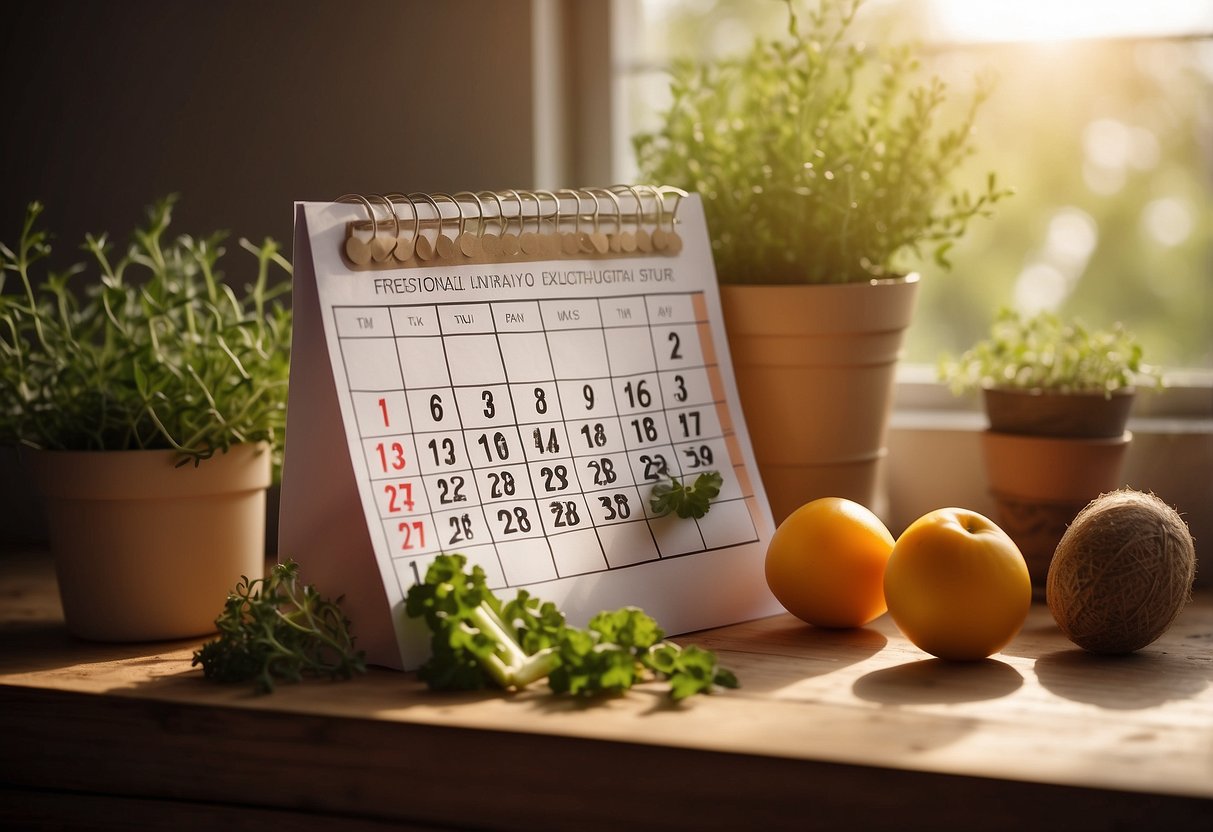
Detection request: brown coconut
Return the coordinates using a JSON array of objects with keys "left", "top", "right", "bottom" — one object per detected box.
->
[{"left": 1047, "top": 489, "right": 1196, "bottom": 654}]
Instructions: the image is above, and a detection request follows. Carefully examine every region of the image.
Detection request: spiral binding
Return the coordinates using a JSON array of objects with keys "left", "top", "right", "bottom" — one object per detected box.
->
[{"left": 336, "top": 186, "right": 687, "bottom": 269}]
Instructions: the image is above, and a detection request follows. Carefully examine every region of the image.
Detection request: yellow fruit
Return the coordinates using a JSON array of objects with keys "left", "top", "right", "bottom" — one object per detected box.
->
[
  {"left": 884, "top": 507, "right": 1031, "bottom": 661},
  {"left": 764, "top": 497, "right": 895, "bottom": 628}
]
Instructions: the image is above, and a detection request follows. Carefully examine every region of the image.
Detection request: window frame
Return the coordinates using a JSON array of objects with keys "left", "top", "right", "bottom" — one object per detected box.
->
[{"left": 536, "top": 0, "right": 1212, "bottom": 563}]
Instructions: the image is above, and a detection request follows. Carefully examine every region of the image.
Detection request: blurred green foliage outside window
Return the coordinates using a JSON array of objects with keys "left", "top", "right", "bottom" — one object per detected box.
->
[{"left": 615, "top": 0, "right": 1212, "bottom": 369}]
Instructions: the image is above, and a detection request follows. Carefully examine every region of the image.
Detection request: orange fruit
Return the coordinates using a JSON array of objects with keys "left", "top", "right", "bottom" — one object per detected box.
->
[
  {"left": 764, "top": 497, "right": 895, "bottom": 628},
  {"left": 884, "top": 507, "right": 1031, "bottom": 660}
]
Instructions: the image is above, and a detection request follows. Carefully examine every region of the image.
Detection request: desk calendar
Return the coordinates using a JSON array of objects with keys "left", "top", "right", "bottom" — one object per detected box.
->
[{"left": 281, "top": 188, "right": 781, "bottom": 669}]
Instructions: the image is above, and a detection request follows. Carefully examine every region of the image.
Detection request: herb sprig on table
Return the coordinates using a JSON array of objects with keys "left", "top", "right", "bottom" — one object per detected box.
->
[
  {"left": 193, "top": 561, "right": 366, "bottom": 694},
  {"left": 405, "top": 554, "right": 738, "bottom": 700}
]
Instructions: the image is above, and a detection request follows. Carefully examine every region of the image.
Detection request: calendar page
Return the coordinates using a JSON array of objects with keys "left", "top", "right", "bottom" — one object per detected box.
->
[{"left": 282, "top": 192, "right": 781, "bottom": 670}]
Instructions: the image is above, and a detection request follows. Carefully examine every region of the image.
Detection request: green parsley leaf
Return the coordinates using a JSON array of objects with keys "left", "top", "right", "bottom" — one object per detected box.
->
[
  {"left": 649, "top": 470, "right": 723, "bottom": 519},
  {"left": 645, "top": 643, "right": 741, "bottom": 701},
  {"left": 405, "top": 554, "right": 739, "bottom": 701}
]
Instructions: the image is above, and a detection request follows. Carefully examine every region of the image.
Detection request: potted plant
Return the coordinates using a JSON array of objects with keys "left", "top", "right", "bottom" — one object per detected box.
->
[
  {"left": 0, "top": 196, "right": 292, "bottom": 641},
  {"left": 939, "top": 306, "right": 1158, "bottom": 592},
  {"left": 633, "top": 0, "right": 1009, "bottom": 521}
]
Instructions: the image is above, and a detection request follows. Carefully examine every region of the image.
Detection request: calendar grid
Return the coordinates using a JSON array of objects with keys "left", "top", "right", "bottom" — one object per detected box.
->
[
  {"left": 530, "top": 304, "right": 613, "bottom": 573},
  {"left": 383, "top": 307, "right": 436, "bottom": 586},
  {"left": 332, "top": 290, "right": 760, "bottom": 597},
  {"left": 434, "top": 306, "right": 514, "bottom": 585},
  {"left": 484, "top": 303, "right": 563, "bottom": 581},
  {"left": 592, "top": 297, "right": 675, "bottom": 561}
]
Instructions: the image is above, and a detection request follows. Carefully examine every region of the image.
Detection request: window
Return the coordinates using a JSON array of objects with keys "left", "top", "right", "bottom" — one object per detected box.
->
[{"left": 611, "top": 0, "right": 1213, "bottom": 372}]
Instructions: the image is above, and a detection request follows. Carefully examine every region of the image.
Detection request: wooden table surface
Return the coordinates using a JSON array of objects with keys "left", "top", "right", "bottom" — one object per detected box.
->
[{"left": 2, "top": 548, "right": 1211, "bottom": 831}]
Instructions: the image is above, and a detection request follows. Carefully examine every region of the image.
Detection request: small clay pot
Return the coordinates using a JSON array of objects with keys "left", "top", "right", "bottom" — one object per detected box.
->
[
  {"left": 982, "top": 387, "right": 1134, "bottom": 439},
  {"left": 23, "top": 443, "right": 271, "bottom": 641},
  {"left": 981, "top": 430, "right": 1131, "bottom": 593}
]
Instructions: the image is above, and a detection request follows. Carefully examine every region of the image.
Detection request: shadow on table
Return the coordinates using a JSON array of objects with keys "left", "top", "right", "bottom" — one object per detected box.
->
[
  {"left": 678, "top": 616, "right": 889, "bottom": 697},
  {"left": 0, "top": 619, "right": 201, "bottom": 676},
  {"left": 1033, "top": 648, "right": 1209, "bottom": 710},
  {"left": 852, "top": 657, "right": 1024, "bottom": 706}
]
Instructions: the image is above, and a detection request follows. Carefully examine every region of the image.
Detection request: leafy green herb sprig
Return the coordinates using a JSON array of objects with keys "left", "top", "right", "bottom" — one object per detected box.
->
[
  {"left": 0, "top": 196, "right": 291, "bottom": 468},
  {"left": 633, "top": 0, "right": 1011, "bottom": 284},
  {"left": 650, "top": 470, "right": 723, "bottom": 520},
  {"left": 405, "top": 554, "right": 739, "bottom": 701},
  {"left": 938, "top": 307, "right": 1160, "bottom": 396},
  {"left": 193, "top": 561, "right": 366, "bottom": 694}
]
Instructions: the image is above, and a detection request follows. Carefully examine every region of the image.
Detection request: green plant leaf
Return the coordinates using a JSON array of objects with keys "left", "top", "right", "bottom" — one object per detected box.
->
[
  {"left": 192, "top": 561, "right": 366, "bottom": 694},
  {"left": 938, "top": 306, "right": 1161, "bottom": 395},
  {"left": 632, "top": 0, "right": 1011, "bottom": 284},
  {"left": 0, "top": 199, "right": 292, "bottom": 475},
  {"left": 650, "top": 470, "right": 723, "bottom": 519}
]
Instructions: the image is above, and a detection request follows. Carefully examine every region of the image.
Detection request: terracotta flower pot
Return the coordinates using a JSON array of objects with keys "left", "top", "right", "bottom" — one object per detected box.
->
[
  {"left": 983, "top": 387, "right": 1134, "bottom": 438},
  {"left": 720, "top": 276, "right": 919, "bottom": 522},
  {"left": 982, "top": 430, "right": 1131, "bottom": 593},
  {"left": 978, "top": 387, "right": 1136, "bottom": 595},
  {"left": 22, "top": 443, "right": 272, "bottom": 641}
]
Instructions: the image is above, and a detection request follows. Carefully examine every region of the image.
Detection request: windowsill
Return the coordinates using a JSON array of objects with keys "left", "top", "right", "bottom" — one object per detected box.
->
[
  {"left": 893, "top": 363, "right": 1213, "bottom": 415},
  {"left": 885, "top": 364, "right": 1213, "bottom": 585}
]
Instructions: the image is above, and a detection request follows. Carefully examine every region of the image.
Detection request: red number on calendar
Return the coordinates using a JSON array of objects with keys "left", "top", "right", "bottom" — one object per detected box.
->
[
  {"left": 384, "top": 482, "right": 415, "bottom": 513},
  {"left": 398, "top": 519, "right": 426, "bottom": 550},
  {"left": 378, "top": 397, "right": 390, "bottom": 427},
  {"left": 376, "top": 441, "right": 407, "bottom": 472}
]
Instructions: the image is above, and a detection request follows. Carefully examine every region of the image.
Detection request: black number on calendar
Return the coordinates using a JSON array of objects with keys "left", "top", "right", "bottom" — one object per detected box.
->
[
  {"left": 540, "top": 464, "right": 569, "bottom": 492},
  {"left": 437, "top": 475, "right": 467, "bottom": 504},
  {"left": 488, "top": 470, "right": 517, "bottom": 498},
  {"left": 549, "top": 500, "right": 581, "bottom": 528},
  {"left": 448, "top": 513, "right": 474, "bottom": 545},
  {"left": 533, "top": 387, "right": 548, "bottom": 415},
  {"left": 582, "top": 384, "right": 595, "bottom": 410},
  {"left": 482, "top": 389, "right": 496, "bottom": 418},
  {"left": 678, "top": 410, "right": 701, "bottom": 438},
  {"left": 384, "top": 482, "right": 415, "bottom": 513},
  {"left": 398, "top": 520, "right": 425, "bottom": 550},
  {"left": 623, "top": 379, "right": 652, "bottom": 409},
  {"left": 375, "top": 441, "right": 408, "bottom": 472},
  {"left": 668, "top": 331, "right": 683, "bottom": 360},
  {"left": 683, "top": 444, "right": 714, "bottom": 469},
  {"left": 533, "top": 426, "right": 561, "bottom": 454},
  {"left": 587, "top": 457, "right": 617, "bottom": 486},
  {"left": 478, "top": 431, "right": 510, "bottom": 462},
  {"left": 598, "top": 493, "right": 631, "bottom": 521},
  {"left": 673, "top": 374, "right": 688, "bottom": 402},
  {"left": 580, "top": 422, "right": 607, "bottom": 448},
  {"left": 639, "top": 453, "right": 669, "bottom": 481},
  {"left": 408, "top": 560, "right": 421, "bottom": 584},
  {"left": 497, "top": 506, "right": 532, "bottom": 534},
  {"left": 630, "top": 416, "right": 659, "bottom": 443},
  {"left": 429, "top": 393, "right": 444, "bottom": 422},
  {"left": 427, "top": 437, "right": 456, "bottom": 466}
]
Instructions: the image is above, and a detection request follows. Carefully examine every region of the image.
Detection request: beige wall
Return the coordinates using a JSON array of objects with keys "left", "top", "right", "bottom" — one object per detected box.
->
[{"left": 0, "top": 0, "right": 541, "bottom": 254}]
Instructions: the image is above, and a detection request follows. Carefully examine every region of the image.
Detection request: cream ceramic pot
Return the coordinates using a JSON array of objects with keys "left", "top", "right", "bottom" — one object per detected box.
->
[{"left": 23, "top": 443, "right": 271, "bottom": 641}]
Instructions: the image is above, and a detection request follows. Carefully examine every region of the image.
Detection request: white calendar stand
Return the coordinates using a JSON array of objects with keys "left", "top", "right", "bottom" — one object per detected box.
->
[{"left": 280, "top": 191, "right": 782, "bottom": 669}]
